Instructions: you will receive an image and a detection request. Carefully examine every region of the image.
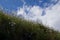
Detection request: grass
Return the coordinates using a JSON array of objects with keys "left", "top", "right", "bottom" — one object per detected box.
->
[{"left": 0, "top": 11, "right": 60, "bottom": 40}]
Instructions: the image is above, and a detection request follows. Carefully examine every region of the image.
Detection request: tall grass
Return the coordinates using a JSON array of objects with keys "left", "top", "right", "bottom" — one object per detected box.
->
[{"left": 0, "top": 11, "right": 60, "bottom": 40}]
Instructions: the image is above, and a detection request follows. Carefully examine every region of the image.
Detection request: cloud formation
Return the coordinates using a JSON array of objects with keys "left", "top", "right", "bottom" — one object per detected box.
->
[
  {"left": 44, "top": 1, "right": 60, "bottom": 30},
  {"left": 17, "top": 5, "right": 43, "bottom": 21},
  {"left": 17, "top": 0, "right": 60, "bottom": 31}
]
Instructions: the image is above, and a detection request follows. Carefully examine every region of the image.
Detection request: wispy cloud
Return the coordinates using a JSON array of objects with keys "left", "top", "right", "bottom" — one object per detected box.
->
[
  {"left": 17, "top": 5, "right": 43, "bottom": 21},
  {"left": 17, "top": 0, "right": 60, "bottom": 31}
]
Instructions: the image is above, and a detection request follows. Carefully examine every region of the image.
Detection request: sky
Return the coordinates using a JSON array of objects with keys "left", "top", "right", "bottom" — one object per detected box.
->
[{"left": 0, "top": 0, "right": 60, "bottom": 31}]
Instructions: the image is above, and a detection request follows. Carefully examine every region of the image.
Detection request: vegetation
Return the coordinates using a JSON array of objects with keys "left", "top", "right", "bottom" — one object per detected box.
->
[{"left": 0, "top": 11, "right": 60, "bottom": 40}]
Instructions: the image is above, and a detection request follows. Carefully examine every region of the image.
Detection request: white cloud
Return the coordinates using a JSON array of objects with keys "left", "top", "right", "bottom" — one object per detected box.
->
[
  {"left": 29, "top": 6, "right": 42, "bottom": 17},
  {"left": 17, "top": 8, "right": 25, "bottom": 15},
  {"left": 41, "top": 1, "right": 60, "bottom": 31},
  {"left": 17, "top": 0, "right": 60, "bottom": 31},
  {"left": 17, "top": 5, "right": 43, "bottom": 21}
]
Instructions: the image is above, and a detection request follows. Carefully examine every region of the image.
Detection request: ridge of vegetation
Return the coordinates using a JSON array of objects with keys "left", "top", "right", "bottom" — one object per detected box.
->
[{"left": 0, "top": 11, "right": 60, "bottom": 40}]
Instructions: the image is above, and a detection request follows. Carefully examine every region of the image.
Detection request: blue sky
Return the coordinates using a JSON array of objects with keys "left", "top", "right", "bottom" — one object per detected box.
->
[
  {"left": 0, "top": 0, "right": 59, "bottom": 12},
  {"left": 0, "top": 0, "right": 23, "bottom": 12},
  {"left": 0, "top": 0, "right": 60, "bottom": 31}
]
